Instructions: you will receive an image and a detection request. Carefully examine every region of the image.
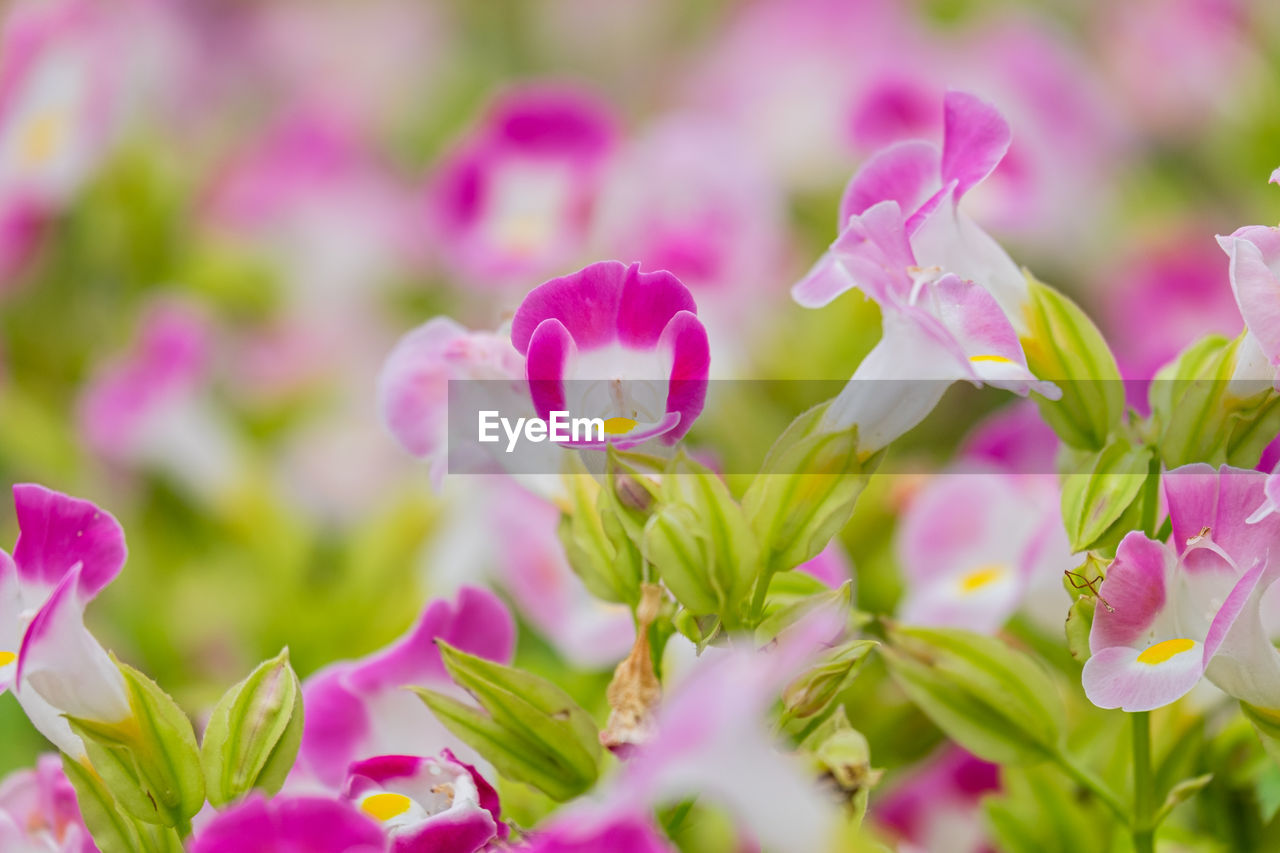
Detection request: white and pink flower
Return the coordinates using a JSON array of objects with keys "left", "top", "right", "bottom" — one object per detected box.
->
[
  {"left": 296, "top": 587, "right": 516, "bottom": 788},
  {"left": 343, "top": 751, "right": 505, "bottom": 853},
  {"left": 1083, "top": 465, "right": 1280, "bottom": 712},
  {"left": 429, "top": 85, "right": 619, "bottom": 287},
  {"left": 511, "top": 260, "right": 710, "bottom": 449}
]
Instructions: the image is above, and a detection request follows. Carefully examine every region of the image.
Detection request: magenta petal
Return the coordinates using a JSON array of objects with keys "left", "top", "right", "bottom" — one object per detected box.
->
[
  {"left": 1166, "top": 464, "right": 1280, "bottom": 575},
  {"left": 11, "top": 485, "right": 125, "bottom": 599},
  {"left": 514, "top": 261, "right": 699, "bottom": 355},
  {"left": 190, "top": 795, "right": 385, "bottom": 853},
  {"left": 839, "top": 139, "right": 940, "bottom": 225},
  {"left": 346, "top": 586, "right": 515, "bottom": 694},
  {"left": 525, "top": 318, "right": 575, "bottom": 420},
  {"left": 1082, "top": 644, "right": 1203, "bottom": 712},
  {"left": 524, "top": 815, "right": 675, "bottom": 853},
  {"left": 298, "top": 668, "right": 371, "bottom": 788},
  {"left": 659, "top": 311, "right": 709, "bottom": 443},
  {"left": 1089, "top": 532, "right": 1170, "bottom": 654},
  {"left": 394, "top": 812, "right": 495, "bottom": 853},
  {"left": 940, "top": 91, "right": 1012, "bottom": 202}
]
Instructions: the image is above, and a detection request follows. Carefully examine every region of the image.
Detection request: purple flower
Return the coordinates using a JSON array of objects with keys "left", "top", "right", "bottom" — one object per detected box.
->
[{"left": 511, "top": 260, "right": 710, "bottom": 449}]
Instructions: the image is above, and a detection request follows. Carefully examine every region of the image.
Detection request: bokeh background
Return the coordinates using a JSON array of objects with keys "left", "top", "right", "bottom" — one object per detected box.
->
[{"left": 3, "top": 0, "right": 1280, "bottom": 838}]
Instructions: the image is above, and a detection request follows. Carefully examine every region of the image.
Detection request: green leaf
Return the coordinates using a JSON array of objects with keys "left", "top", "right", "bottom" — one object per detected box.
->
[
  {"left": 1152, "top": 774, "right": 1213, "bottom": 827},
  {"left": 1059, "top": 435, "right": 1152, "bottom": 552},
  {"left": 557, "top": 455, "right": 641, "bottom": 606},
  {"left": 68, "top": 658, "right": 204, "bottom": 827},
  {"left": 1019, "top": 274, "right": 1124, "bottom": 451},
  {"left": 982, "top": 764, "right": 1115, "bottom": 853},
  {"left": 1064, "top": 596, "right": 1095, "bottom": 663},
  {"left": 781, "top": 637, "right": 876, "bottom": 723},
  {"left": 743, "top": 405, "right": 877, "bottom": 573},
  {"left": 201, "top": 648, "right": 303, "bottom": 807},
  {"left": 416, "top": 642, "right": 601, "bottom": 801},
  {"left": 643, "top": 452, "right": 760, "bottom": 626},
  {"left": 882, "top": 625, "right": 1065, "bottom": 765},
  {"left": 60, "top": 755, "right": 145, "bottom": 853}
]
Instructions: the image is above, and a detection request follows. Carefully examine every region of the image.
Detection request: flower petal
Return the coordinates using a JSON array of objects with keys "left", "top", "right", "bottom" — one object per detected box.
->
[
  {"left": 1089, "top": 532, "right": 1174, "bottom": 654},
  {"left": 11, "top": 484, "right": 125, "bottom": 600},
  {"left": 1081, "top": 642, "right": 1203, "bottom": 712}
]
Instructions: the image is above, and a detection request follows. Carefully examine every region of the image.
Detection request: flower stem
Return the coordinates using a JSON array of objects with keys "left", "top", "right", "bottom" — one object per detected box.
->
[
  {"left": 1132, "top": 710, "right": 1155, "bottom": 853},
  {"left": 1053, "top": 750, "right": 1128, "bottom": 824}
]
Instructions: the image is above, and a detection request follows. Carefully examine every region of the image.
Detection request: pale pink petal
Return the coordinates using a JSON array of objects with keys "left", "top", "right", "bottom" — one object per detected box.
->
[{"left": 1081, "top": 642, "right": 1203, "bottom": 712}]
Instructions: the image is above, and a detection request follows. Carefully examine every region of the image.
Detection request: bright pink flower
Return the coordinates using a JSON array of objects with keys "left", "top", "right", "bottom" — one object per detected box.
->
[
  {"left": 873, "top": 746, "right": 998, "bottom": 853},
  {"left": 0, "top": 486, "right": 132, "bottom": 760},
  {"left": 344, "top": 751, "right": 505, "bottom": 853},
  {"left": 296, "top": 588, "right": 516, "bottom": 788},
  {"left": 378, "top": 319, "right": 524, "bottom": 488},
  {"left": 189, "top": 795, "right": 385, "bottom": 853},
  {"left": 0, "top": 754, "right": 98, "bottom": 853},
  {"left": 511, "top": 261, "right": 710, "bottom": 449},
  {"left": 429, "top": 84, "right": 619, "bottom": 287},
  {"left": 1083, "top": 465, "right": 1280, "bottom": 712}
]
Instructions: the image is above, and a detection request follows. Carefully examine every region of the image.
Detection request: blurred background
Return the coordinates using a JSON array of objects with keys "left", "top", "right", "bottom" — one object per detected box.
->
[{"left": 3, "top": 0, "right": 1280, "bottom": 838}]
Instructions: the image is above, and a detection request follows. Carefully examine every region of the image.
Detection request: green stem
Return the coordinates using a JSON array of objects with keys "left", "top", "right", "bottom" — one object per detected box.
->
[
  {"left": 1052, "top": 750, "right": 1129, "bottom": 824},
  {"left": 1141, "top": 455, "right": 1161, "bottom": 539},
  {"left": 748, "top": 565, "right": 776, "bottom": 626},
  {"left": 1132, "top": 711, "right": 1155, "bottom": 853}
]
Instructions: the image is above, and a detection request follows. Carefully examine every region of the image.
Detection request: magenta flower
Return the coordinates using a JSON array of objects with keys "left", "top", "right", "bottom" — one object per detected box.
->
[
  {"left": 343, "top": 751, "right": 505, "bottom": 853},
  {"left": 0, "top": 485, "right": 132, "bottom": 761},
  {"left": 791, "top": 93, "right": 1057, "bottom": 450},
  {"left": 511, "top": 260, "right": 710, "bottom": 449},
  {"left": 189, "top": 795, "right": 385, "bottom": 853},
  {"left": 1083, "top": 465, "right": 1280, "bottom": 712},
  {"left": 378, "top": 319, "right": 524, "bottom": 488},
  {"left": 873, "top": 746, "right": 999, "bottom": 853},
  {"left": 296, "top": 587, "right": 516, "bottom": 788},
  {"left": 429, "top": 84, "right": 618, "bottom": 287},
  {"left": 0, "top": 754, "right": 97, "bottom": 853}
]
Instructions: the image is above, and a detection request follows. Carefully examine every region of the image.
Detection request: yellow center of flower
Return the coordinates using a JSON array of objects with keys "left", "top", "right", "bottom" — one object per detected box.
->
[
  {"left": 1136, "top": 638, "right": 1196, "bottom": 665},
  {"left": 0, "top": 651, "right": 14, "bottom": 667},
  {"left": 959, "top": 564, "right": 1004, "bottom": 593},
  {"left": 361, "top": 793, "right": 412, "bottom": 822},
  {"left": 969, "top": 354, "right": 1014, "bottom": 364},
  {"left": 19, "top": 111, "right": 64, "bottom": 167},
  {"left": 602, "top": 416, "right": 637, "bottom": 435}
]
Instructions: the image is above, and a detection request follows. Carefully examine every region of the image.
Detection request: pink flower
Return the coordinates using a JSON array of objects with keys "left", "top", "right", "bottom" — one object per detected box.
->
[
  {"left": 1217, "top": 173, "right": 1280, "bottom": 392},
  {"left": 296, "top": 587, "right": 516, "bottom": 788},
  {"left": 343, "top": 751, "right": 505, "bottom": 853},
  {"left": 521, "top": 814, "right": 675, "bottom": 853},
  {"left": 189, "top": 794, "right": 385, "bottom": 853},
  {"left": 0, "top": 485, "right": 133, "bottom": 760},
  {"left": 511, "top": 261, "right": 710, "bottom": 449},
  {"left": 0, "top": 754, "right": 98, "bottom": 853},
  {"left": 378, "top": 319, "right": 524, "bottom": 488},
  {"left": 0, "top": 0, "right": 120, "bottom": 284},
  {"left": 589, "top": 115, "right": 786, "bottom": 366},
  {"left": 429, "top": 84, "right": 619, "bottom": 287},
  {"left": 793, "top": 92, "right": 1057, "bottom": 450},
  {"left": 78, "top": 299, "right": 242, "bottom": 501},
  {"left": 873, "top": 746, "right": 999, "bottom": 853},
  {"left": 1083, "top": 465, "right": 1280, "bottom": 712}
]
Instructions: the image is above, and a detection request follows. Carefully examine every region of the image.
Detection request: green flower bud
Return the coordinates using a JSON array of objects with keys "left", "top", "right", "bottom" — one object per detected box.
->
[
  {"left": 415, "top": 642, "right": 601, "bottom": 802},
  {"left": 882, "top": 625, "right": 1065, "bottom": 766},
  {"left": 201, "top": 648, "right": 304, "bottom": 808},
  {"left": 1059, "top": 435, "right": 1153, "bottom": 554}
]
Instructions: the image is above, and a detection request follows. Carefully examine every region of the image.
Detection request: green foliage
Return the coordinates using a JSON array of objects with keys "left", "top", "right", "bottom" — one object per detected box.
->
[
  {"left": 201, "top": 649, "right": 303, "bottom": 808},
  {"left": 415, "top": 642, "right": 601, "bottom": 801}
]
